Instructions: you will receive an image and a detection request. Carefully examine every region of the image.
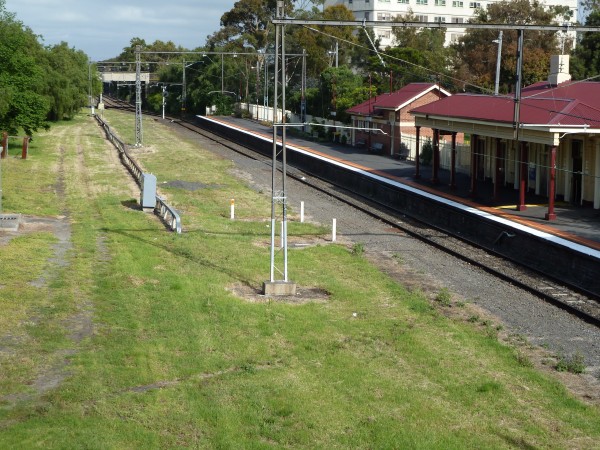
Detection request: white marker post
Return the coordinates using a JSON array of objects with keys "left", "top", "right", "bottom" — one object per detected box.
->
[
  {"left": 332, "top": 218, "right": 337, "bottom": 242},
  {"left": 230, "top": 198, "right": 235, "bottom": 220},
  {"left": 300, "top": 201, "right": 305, "bottom": 223}
]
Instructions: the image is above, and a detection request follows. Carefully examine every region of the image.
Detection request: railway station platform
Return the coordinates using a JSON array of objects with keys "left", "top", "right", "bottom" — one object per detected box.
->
[{"left": 211, "top": 116, "right": 600, "bottom": 252}]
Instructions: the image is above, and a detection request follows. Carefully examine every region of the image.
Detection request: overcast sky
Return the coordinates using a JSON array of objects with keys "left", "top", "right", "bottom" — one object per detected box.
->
[{"left": 4, "top": 0, "right": 238, "bottom": 61}]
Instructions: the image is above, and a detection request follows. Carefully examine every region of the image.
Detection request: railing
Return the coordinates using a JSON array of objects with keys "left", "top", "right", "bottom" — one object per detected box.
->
[{"left": 95, "top": 115, "right": 182, "bottom": 234}]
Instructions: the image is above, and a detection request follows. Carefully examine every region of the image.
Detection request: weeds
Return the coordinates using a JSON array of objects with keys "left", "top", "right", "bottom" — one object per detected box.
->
[
  {"left": 516, "top": 351, "right": 534, "bottom": 368},
  {"left": 435, "top": 288, "right": 452, "bottom": 307},
  {"left": 556, "top": 351, "right": 586, "bottom": 374},
  {"left": 351, "top": 242, "right": 365, "bottom": 257}
]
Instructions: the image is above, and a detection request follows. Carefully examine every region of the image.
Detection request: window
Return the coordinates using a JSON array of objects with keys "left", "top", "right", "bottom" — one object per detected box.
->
[
  {"left": 398, "top": 0, "right": 409, "bottom": 3},
  {"left": 377, "top": 12, "right": 393, "bottom": 20},
  {"left": 434, "top": 16, "right": 446, "bottom": 22},
  {"left": 416, "top": 0, "right": 428, "bottom": 4},
  {"left": 435, "top": 0, "right": 446, "bottom": 5},
  {"left": 469, "top": 1, "right": 480, "bottom": 7},
  {"left": 415, "top": 14, "right": 428, "bottom": 21},
  {"left": 451, "top": 17, "right": 464, "bottom": 23},
  {"left": 379, "top": 30, "right": 391, "bottom": 39},
  {"left": 452, "top": 0, "right": 463, "bottom": 6},
  {"left": 348, "top": 0, "right": 352, "bottom": 3},
  {"left": 379, "top": 0, "right": 391, "bottom": 2}
]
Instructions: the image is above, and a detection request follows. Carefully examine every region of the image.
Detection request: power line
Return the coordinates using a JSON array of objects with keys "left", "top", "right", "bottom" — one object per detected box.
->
[{"left": 302, "top": 25, "right": 493, "bottom": 94}]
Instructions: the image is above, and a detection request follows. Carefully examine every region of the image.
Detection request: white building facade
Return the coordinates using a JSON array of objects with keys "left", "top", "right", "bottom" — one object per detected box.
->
[{"left": 324, "top": 0, "right": 578, "bottom": 47}]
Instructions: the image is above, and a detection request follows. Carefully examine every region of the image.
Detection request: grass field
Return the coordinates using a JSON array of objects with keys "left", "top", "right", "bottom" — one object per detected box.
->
[{"left": 0, "top": 110, "right": 599, "bottom": 448}]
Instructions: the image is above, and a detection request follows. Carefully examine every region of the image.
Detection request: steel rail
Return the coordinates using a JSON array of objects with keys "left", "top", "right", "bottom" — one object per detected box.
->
[{"left": 103, "top": 96, "right": 600, "bottom": 327}]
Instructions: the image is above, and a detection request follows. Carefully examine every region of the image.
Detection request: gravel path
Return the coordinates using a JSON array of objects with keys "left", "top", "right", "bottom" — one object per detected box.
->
[{"left": 168, "top": 120, "right": 600, "bottom": 401}]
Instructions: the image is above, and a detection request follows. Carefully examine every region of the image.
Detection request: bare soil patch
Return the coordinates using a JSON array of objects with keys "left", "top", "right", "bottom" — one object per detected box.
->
[{"left": 228, "top": 283, "right": 330, "bottom": 304}]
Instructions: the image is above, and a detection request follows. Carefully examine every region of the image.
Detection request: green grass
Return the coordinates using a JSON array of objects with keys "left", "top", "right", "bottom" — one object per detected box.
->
[{"left": 0, "top": 110, "right": 599, "bottom": 448}]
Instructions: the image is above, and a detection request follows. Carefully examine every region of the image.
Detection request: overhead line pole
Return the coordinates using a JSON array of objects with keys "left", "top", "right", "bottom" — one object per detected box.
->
[{"left": 135, "top": 45, "right": 143, "bottom": 147}]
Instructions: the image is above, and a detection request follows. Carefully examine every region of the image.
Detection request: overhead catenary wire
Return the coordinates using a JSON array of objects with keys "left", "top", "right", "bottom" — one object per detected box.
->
[
  {"left": 302, "top": 25, "right": 496, "bottom": 95},
  {"left": 306, "top": 26, "right": 600, "bottom": 127}
]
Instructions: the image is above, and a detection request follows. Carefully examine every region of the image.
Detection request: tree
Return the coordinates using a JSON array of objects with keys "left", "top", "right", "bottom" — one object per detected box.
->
[
  {"left": 0, "top": 1, "right": 49, "bottom": 135},
  {"left": 385, "top": 12, "right": 452, "bottom": 91},
  {"left": 453, "top": 0, "right": 571, "bottom": 93},
  {"left": 206, "top": 0, "right": 283, "bottom": 51},
  {"left": 44, "top": 43, "right": 91, "bottom": 121},
  {"left": 570, "top": 11, "right": 600, "bottom": 80},
  {"left": 289, "top": 5, "right": 356, "bottom": 78}
]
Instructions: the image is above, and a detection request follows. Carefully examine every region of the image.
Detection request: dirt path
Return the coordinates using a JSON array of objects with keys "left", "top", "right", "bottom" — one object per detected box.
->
[{"left": 0, "top": 118, "right": 139, "bottom": 407}]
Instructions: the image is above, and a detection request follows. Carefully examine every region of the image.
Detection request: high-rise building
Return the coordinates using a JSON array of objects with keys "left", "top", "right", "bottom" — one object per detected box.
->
[{"left": 324, "top": 0, "right": 578, "bottom": 48}]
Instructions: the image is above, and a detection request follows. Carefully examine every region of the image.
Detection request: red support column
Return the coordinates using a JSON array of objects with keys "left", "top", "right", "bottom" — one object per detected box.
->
[
  {"left": 432, "top": 129, "right": 440, "bottom": 184},
  {"left": 493, "top": 138, "right": 501, "bottom": 201},
  {"left": 415, "top": 126, "right": 421, "bottom": 179},
  {"left": 450, "top": 132, "right": 457, "bottom": 189},
  {"left": 545, "top": 145, "right": 557, "bottom": 220},
  {"left": 517, "top": 141, "right": 528, "bottom": 211},
  {"left": 1, "top": 132, "right": 7, "bottom": 159},
  {"left": 470, "top": 134, "right": 478, "bottom": 197},
  {"left": 21, "top": 136, "right": 30, "bottom": 159}
]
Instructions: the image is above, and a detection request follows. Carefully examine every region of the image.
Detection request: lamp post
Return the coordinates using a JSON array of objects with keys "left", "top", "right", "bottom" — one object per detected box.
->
[
  {"left": 161, "top": 84, "right": 167, "bottom": 119},
  {"left": 493, "top": 31, "right": 503, "bottom": 96},
  {"left": 88, "top": 61, "right": 95, "bottom": 115}
]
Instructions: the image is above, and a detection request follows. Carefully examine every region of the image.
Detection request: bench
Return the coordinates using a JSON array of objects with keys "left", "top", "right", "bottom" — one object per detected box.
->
[
  {"left": 369, "top": 142, "right": 384, "bottom": 154},
  {"left": 355, "top": 140, "right": 366, "bottom": 148}
]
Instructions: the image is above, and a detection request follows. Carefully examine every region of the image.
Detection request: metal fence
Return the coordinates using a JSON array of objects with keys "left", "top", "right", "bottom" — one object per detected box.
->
[{"left": 95, "top": 115, "right": 182, "bottom": 234}]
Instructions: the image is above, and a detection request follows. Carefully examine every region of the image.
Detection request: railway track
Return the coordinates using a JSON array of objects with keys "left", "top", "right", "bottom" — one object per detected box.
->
[{"left": 101, "top": 96, "right": 600, "bottom": 328}]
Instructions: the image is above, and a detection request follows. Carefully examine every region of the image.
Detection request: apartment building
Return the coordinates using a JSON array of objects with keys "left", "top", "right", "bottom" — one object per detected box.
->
[{"left": 324, "top": 0, "right": 578, "bottom": 47}]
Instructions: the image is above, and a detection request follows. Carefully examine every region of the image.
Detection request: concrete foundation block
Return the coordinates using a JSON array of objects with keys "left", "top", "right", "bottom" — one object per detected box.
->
[{"left": 262, "top": 280, "right": 297, "bottom": 296}]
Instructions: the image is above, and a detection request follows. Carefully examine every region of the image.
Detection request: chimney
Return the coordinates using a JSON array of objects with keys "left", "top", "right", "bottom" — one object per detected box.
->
[{"left": 548, "top": 55, "right": 571, "bottom": 86}]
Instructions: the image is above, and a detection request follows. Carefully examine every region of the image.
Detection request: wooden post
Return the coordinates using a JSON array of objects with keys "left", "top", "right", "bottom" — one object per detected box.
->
[
  {"left": 21, "top": 136, "right": 30, "bottom": 159},
  {"left": 493, "top": 138, "right": 502, "bottom": 201},
  {"left": 470, "top": 134, "right": 478, "bottom": 197},
  {"left": 1, "top": 132, "right": 7, "bottom": 159},
  {"left": 517, "top": 141, "right": 528, "bottom": 211},
  {"left": 545, "top": 145, "right": 557, "bottom": 220},
  {"left": 415, "top": 126, "right": 421, "bottom": 179},
  {"left": 432, "top": 129, "right": 440, "bottom": 184},
  {"left": 450, "top": 132, "right": 457, "bottom": 189}
]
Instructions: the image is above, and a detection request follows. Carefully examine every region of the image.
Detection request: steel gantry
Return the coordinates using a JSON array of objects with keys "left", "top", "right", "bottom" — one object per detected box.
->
[
  {"left": 264, "top": 16, "right": 600, "bottom": 291},
  {"left": 263, "top": 0, "right": 297, "bottom": 295}
]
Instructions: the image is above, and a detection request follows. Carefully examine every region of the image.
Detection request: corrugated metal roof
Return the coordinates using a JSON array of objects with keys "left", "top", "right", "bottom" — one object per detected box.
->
[
  {"left": 347, "top": 83, "right": 446, "bottom": 116},
  {"left": 411, "top": 81, "right": 600, "bottom": 128}
]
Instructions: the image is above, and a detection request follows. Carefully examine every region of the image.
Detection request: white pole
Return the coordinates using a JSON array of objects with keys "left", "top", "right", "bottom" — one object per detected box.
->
[
  {"left": 494, "top": 31, "right": 503, "bottom": 96},
  {"left": 332, "top": 218, "right": 337, "bottom": 242},
  {"left": 162, "top": 85, "right": 166, "bottom": 120},
  {"left": 300, "top": 201, "right": 305, "bottom": 223},
  {"left": 281, "top": 221, "right": 284, "bottom": 249},
  {"left": 270, "top": 219, "right": 275, "bottom": 282},
  {"left": 230, "top": 198, "right": 235, "bottom": 219}
]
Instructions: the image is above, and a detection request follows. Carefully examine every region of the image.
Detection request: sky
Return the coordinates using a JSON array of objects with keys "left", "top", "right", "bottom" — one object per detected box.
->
[{"left": 4, "top": 0, "right": 238, "bottom": 61}]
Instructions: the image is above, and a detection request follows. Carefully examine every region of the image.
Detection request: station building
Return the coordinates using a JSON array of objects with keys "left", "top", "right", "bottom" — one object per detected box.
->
[
  {"left": 347, "top": 82, "right": 451, "bottom": 158},
  {"left": 410, "top": 55, "right": 600, "bottom": 218}
]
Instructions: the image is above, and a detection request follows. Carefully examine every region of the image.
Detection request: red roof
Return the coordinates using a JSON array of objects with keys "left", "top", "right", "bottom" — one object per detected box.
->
[
  {"left": 411, "top": 81, "right": 600, "bottom": 128},
  {"left": 348, "top": 83, "right": 450, "bottom": 116}
]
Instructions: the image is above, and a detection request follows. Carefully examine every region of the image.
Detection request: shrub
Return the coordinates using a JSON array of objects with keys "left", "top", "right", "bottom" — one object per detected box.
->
[{"left": 421, "top": 139, "right": 433, "bottom": 166}]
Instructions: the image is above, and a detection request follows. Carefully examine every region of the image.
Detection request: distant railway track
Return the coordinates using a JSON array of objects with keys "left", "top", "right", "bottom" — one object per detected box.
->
[{"left": 101, "top": 96, "right": 600, "bottom": 328}]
